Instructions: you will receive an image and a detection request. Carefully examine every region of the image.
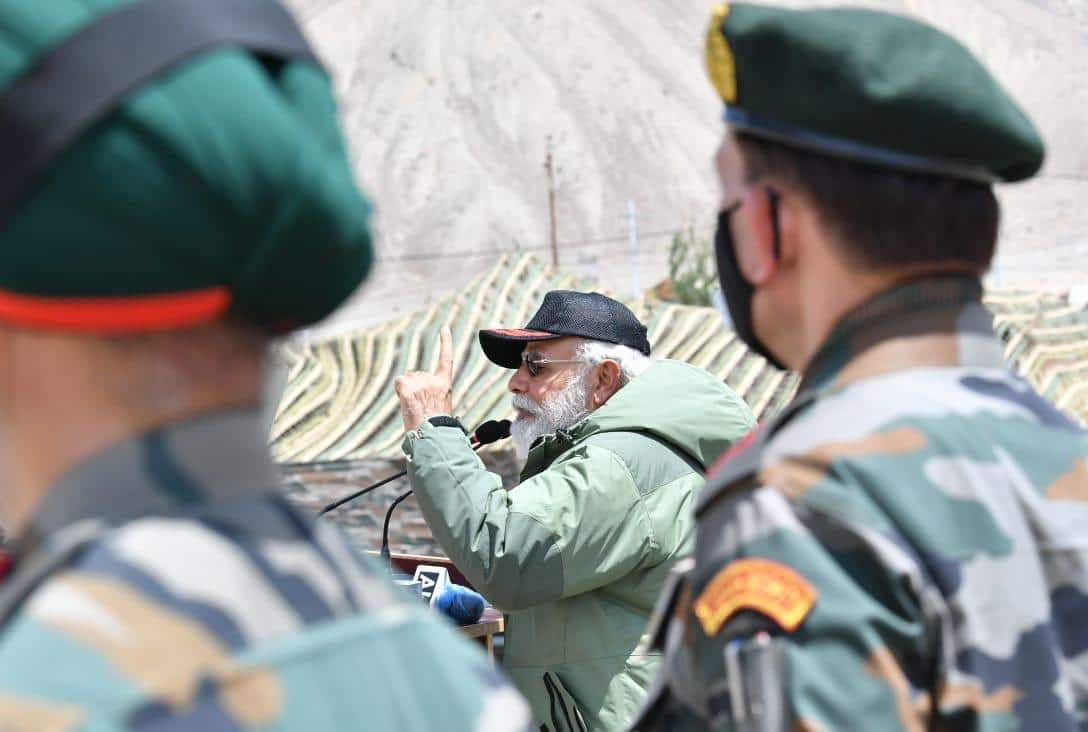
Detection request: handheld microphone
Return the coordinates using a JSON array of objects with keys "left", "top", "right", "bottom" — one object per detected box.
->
[
  {"left": 378, "top": 419, "right": 511, "bottom": 561},
  {"left": 471, "top": 419, "right": 511, "bottom": 447}
]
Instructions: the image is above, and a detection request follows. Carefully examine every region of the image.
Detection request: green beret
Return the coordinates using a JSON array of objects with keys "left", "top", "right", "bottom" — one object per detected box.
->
[
  {"left": 705, "top": 2, "right": 1045, "bottom": 183},
  {"left": 0, "top": 0, "right": 372, "bottom": 332}
]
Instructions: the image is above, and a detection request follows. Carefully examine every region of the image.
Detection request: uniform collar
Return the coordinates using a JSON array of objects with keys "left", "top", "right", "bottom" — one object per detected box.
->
[
  {"left": 697, "top": 275, "right": 1002, "bottom": 516},
  {"left": 14, "top": 406, "right": 277, "bottom": 557},
  {"left": 800, "top": 274, "right": 1003, "bottom": 394}
]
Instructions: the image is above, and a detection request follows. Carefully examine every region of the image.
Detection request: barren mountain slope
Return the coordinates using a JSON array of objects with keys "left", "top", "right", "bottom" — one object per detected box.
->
[{"left": 286, "top": 0, "right": 1088, "bottom": 334}]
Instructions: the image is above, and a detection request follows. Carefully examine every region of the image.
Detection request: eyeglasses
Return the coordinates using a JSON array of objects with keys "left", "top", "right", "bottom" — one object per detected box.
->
[{"left": 521, "top": 352, "right": 586, "bottom": 378}]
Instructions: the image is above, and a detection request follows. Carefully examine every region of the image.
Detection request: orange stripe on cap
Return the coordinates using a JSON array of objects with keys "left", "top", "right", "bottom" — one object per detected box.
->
[
  {"left": 487, "top": 328, "right": 556, "bottom": 338},
  {"left": 0, "top": 286, "right": 231, "bottom": 332}
]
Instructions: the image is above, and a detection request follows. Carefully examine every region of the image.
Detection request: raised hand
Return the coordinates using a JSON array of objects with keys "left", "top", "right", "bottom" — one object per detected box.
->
[{"left": 394, "top": 325, "right": 456, "bottom": 431}]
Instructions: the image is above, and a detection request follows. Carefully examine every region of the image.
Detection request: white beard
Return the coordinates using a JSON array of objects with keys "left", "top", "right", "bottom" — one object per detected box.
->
[{"left": 510, "top": 372, "right": 591, "bottom": 460}]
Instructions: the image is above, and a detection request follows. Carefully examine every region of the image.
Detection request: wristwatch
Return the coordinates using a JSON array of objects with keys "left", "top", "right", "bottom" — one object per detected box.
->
[{"left": 427, "top": 415, "right": 467, "bottom": 434}]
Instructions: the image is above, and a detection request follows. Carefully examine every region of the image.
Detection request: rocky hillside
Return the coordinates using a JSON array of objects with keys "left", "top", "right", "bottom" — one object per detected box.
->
[{"left": 286, "top": 0, "right": 1088, "bottom": 334}]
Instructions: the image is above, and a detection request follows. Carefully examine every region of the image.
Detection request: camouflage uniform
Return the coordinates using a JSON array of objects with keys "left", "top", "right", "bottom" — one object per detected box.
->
[
  {"left": 632, "top": 276, "right": 1088, "bottom": 731},
  {"left": 0, "top": 0, "right": 529, "bottom": 728},
  {"left": 0, "top": 407, "right": 531, "bottom": 731}
]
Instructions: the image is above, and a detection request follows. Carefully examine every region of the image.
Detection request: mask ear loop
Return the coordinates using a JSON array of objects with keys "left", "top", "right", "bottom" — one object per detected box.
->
[{"left": 767, "top": 187, "right": 782, "bottom": 260}]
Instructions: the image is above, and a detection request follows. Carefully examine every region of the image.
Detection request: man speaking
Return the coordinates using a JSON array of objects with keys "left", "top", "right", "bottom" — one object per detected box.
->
[{"left": 395, "top": 290, "right": 755, "bottom": 731}]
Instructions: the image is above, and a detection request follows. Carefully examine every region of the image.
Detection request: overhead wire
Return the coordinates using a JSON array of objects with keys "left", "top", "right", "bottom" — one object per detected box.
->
[{"left": 373, "top": 227, "right": 707, "bottom": 263}]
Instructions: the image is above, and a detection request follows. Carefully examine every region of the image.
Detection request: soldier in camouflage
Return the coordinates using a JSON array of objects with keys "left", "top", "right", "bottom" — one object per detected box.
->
[
  {"left": 0, "top": 1, "right": 529, "bottom": 730},
  {"left": 632, "top": 3, "right": 1088, "bottom": 731}
]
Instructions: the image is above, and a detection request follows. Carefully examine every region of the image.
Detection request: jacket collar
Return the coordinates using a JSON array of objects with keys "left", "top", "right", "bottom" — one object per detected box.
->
[
  {"left": 800, "top": 274, "right": 1003, "bottom": 394},
  {"left": 521, "top": 426, "right": 579, "bottom": 481},
  {"left": 520, "top": 402, "right": 612, "bottom": 480}
]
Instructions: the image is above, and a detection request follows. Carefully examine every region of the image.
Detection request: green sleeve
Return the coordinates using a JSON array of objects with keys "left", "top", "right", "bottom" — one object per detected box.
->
[{"left": 403, "top": 421, "right": 656, "bottom": 610}]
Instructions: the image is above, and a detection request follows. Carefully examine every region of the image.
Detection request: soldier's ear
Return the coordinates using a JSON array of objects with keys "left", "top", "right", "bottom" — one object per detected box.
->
[{"left": 735, "top": 189, "right": 778, "bottom": 286}]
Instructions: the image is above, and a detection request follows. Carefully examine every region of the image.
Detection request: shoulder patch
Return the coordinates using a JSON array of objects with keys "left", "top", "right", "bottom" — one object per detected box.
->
[{"left": 693, "top": 558, "right": 816, "bottom": 636}]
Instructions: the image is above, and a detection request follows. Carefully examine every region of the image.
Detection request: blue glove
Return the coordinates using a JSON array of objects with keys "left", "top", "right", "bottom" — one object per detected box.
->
[{"left": 435, "top": 584, "right": 485, "bottom": 625}]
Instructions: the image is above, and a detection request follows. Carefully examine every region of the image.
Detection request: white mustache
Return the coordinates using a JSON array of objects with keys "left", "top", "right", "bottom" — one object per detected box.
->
[{"left": 512, "top": 394, "right": 543, "bottom": 416}]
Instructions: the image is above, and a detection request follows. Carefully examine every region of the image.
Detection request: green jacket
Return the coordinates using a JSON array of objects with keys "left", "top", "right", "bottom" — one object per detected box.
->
[{"left": 403, "top": 360, "right": 755, "bottom": 731}]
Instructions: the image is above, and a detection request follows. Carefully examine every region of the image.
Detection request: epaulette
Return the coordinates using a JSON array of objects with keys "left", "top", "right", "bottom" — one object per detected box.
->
[
  {"left": 0, "top": 519, "right": 105, "bottom": 626},
  {"left": 695, "top": 390, "right": 820, "bottom": 517}
]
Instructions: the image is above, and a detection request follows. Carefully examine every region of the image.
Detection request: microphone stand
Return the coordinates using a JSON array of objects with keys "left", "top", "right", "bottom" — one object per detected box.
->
[
  {"left": 318, "top": 469, "right": 405, "bottom": 517},
  {"left": 319, "top": 419, "right": 510, "bottom": 518},
  {"left": 379, "top": 490, "right": 414, "bottom": 563},
  {"left": 378, "top": 440, "right": 488, "bottom": 563}
]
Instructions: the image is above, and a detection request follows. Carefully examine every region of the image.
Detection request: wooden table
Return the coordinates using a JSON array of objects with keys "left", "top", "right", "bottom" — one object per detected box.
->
[{"left": 460, "top": 607, "right": 504, "bottom": 660}]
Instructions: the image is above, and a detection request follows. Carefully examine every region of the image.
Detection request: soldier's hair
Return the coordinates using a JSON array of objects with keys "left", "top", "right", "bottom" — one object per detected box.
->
[{"left": 734, "top": 133, "right": 1000, "bottom": 273}]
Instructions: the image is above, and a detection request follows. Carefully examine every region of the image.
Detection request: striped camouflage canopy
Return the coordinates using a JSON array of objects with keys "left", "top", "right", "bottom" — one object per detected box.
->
[
  {"left": 270, "top": 252, "right": 1087, "bottom": 464},
  {"left": 271, "top": 252, "right": 796, "bottom": 463},
  {"left": 987, "top": 289, "right": 1088, "bottom": 421}
]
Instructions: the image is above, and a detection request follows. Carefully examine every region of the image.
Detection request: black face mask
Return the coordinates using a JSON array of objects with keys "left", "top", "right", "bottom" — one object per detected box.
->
[{"left": 713, "top": 188, "right": 787, "bottom": 370}]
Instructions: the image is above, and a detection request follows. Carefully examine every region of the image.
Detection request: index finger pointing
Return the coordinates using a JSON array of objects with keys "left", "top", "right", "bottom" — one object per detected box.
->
[{"left": 436, "top": 325, "right": 454, "bottom": 383}]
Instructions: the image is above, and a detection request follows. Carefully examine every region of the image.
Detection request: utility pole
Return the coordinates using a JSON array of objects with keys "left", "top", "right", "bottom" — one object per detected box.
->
[
  {"left": 627, "top": 199, "right": 640, "bottom": 297},
  {"left": 545, "top": 137, "right": 559, "bottom": 269}
]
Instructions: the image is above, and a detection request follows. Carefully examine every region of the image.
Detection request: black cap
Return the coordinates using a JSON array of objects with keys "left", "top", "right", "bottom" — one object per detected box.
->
[{"left": 479, "top": 290, "right": 651, "bottom": 369}]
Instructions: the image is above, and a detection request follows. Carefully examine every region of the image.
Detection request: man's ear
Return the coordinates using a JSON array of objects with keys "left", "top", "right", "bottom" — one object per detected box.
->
[
  {"left": 737, "top": 189, "right": 780, "bottom": 286},
  {"left": 591, "top": 359, "right": 623, "bottom": 406}
]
